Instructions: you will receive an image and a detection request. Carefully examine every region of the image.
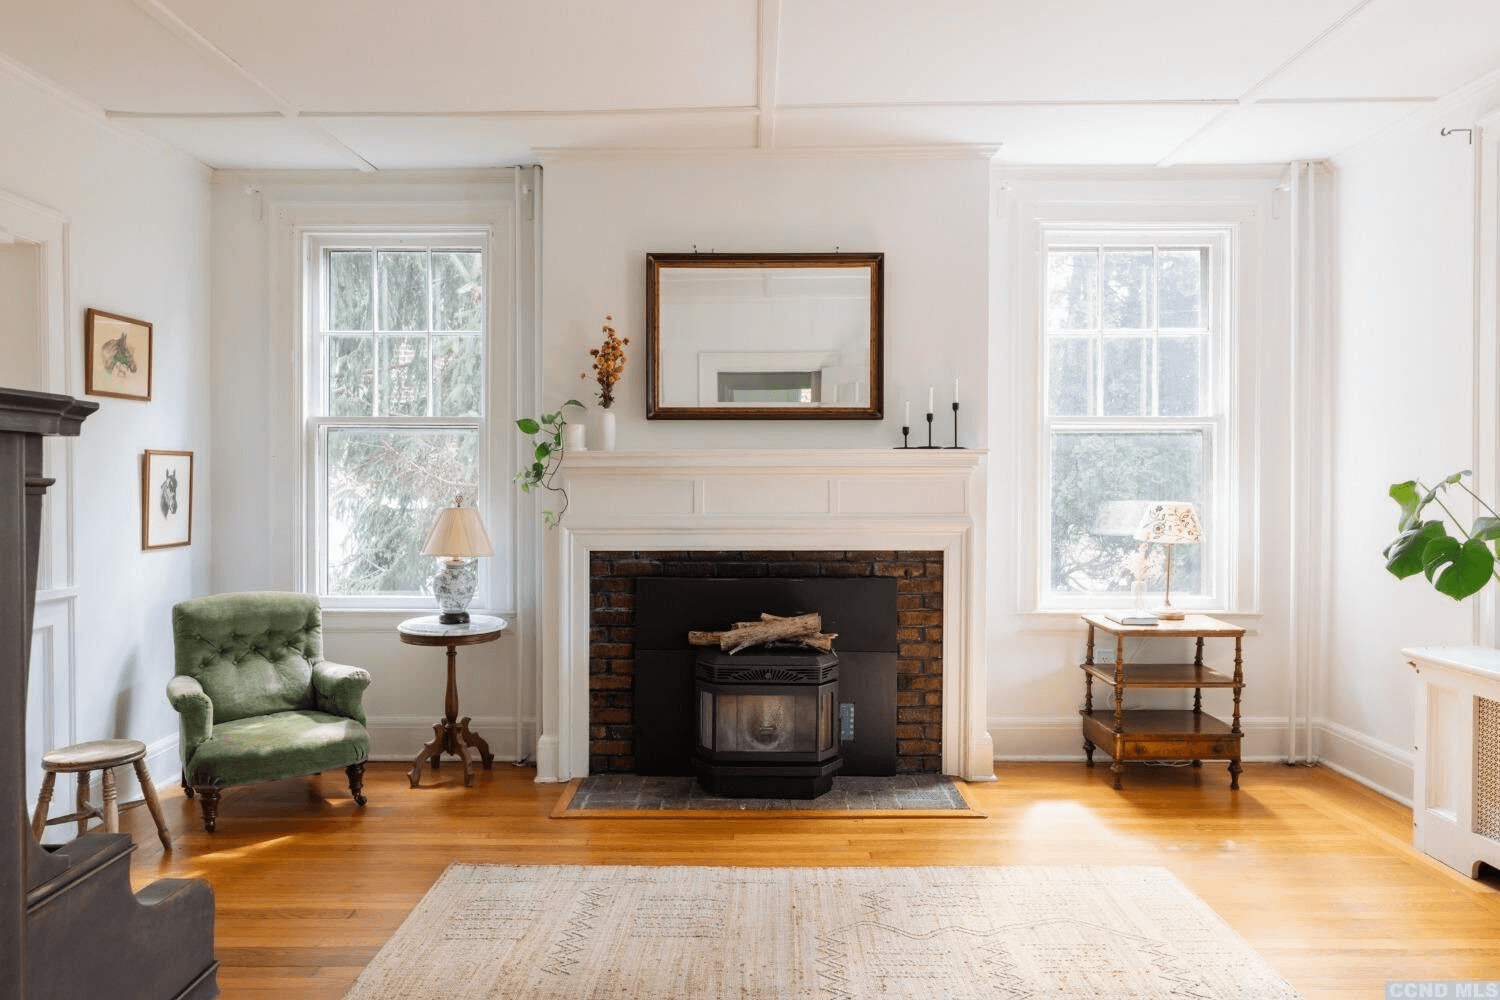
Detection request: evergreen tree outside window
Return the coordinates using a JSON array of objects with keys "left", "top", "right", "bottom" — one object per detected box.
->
[
  {"left": 307, "top": 234, "right": 487, "bottom": 600},
  {"left": 1041, "top": 227, "right": 1230, "bottom": 607}
]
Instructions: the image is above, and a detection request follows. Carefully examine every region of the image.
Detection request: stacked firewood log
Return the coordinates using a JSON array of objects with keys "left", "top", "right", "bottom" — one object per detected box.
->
[{"left": 687, "top": 612, "right": 838, "bottom": 655}]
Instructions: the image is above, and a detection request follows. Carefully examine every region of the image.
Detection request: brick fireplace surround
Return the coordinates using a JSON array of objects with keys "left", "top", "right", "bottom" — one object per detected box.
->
[
  {"left": 588, "top": 549, "right": 945, "bottom": 774},
  {"left": 534, "top": 449, "right": 992, "bottom": 785}
]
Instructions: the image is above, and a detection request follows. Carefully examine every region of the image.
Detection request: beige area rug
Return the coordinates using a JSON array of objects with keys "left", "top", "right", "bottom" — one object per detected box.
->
[{"left": 343, "top": 865, "right": 1300, "bottom": 999}]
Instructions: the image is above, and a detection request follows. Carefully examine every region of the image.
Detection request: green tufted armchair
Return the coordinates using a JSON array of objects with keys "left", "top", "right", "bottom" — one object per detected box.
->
[{"left": 167, "top": 592, "right": 371, "bottom": 832}]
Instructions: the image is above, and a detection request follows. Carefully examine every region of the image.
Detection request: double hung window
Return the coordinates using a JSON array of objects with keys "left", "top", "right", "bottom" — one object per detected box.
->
[
  {"left": 304, "top": 233, "right": 489, "bottom": 604},
  {"left": 1040, "top": 228, "right": 1231, "bottom": 607}
]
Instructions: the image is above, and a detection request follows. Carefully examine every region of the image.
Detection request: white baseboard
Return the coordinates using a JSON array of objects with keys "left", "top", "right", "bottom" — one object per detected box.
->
[
  {"left": 1312, "top": 718, "right": 1413, "bottom": 806},
  {"left": 988, "top": 715, "right": 1297, "bottom": 762}
]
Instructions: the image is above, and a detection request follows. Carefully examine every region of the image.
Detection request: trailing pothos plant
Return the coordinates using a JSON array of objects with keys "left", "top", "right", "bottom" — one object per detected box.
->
[
  {"left": 1384, "top": 470, "right": 1500, "bottom": 600},
  {"left": 514, "top": 399, "right": 584, "bottom": 526}
]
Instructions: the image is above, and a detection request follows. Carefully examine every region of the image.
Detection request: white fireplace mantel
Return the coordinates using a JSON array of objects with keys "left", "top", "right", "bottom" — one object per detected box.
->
[{"left": 534, "top": 449, "right": 993, "bottom": 784}]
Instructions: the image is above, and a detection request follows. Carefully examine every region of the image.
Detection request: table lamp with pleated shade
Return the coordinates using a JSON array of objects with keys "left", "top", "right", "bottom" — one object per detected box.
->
[{"left": 421, "top": 495, "right": 493, "bottom": 624}]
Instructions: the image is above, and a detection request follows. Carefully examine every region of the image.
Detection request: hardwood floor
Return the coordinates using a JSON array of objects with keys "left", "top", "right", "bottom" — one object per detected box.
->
[{"left": 113, "top": 761, "right": 1500, "bottom": 998}]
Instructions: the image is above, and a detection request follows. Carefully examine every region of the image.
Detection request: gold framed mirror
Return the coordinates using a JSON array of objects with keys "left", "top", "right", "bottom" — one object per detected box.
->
[{"left": 645, "top": 252, "right": 884, "bottom": 420}]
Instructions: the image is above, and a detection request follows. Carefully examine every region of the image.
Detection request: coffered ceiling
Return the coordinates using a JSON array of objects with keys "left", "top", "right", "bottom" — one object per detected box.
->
[{"left": 0, "top": 0, "right": 1496, "bottom": 170}]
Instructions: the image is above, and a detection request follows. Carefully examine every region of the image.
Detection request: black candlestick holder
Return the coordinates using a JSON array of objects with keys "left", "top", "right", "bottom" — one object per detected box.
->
[
  {"left": 920, "top": 411, "right": 940, "bottom": 448},
  {"left": 945, "top": 401, "right": 966, "bottom": 449},
  {"left": 895, "top": 424, "right": 911, "bottom": 449}
]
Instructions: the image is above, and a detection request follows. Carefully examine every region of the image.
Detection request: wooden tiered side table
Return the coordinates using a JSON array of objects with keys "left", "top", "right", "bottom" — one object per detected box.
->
[
  {"left": 398, "top": 614, "right": 507, "bottom": 788},
  {"left": 1079, "top": 613, "right": 1246, "bottom": 790}
]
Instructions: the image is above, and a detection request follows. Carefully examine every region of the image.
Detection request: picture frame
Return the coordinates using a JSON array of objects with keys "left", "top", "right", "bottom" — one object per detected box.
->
[
  {"left": 85, "top": 308, "right": 153, "bottom": 401},
  {"left": 142, "top": 450, "right": 193, "bottom": 550}
]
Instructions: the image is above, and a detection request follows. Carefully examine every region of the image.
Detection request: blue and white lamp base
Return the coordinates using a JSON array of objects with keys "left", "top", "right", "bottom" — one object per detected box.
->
[{"left": 432, "top": 557, "right": 478, "bottom": 624}]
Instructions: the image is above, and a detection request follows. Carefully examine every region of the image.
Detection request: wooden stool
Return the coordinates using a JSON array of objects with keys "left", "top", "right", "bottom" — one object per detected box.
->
[{"left": 31, "top": 739, "right": 171, "bottom": 850}]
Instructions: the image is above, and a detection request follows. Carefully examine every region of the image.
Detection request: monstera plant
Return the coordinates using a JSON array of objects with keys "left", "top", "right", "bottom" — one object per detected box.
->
[{"left": 1384, "top": 470, "right": 1500, "bottom": 600}]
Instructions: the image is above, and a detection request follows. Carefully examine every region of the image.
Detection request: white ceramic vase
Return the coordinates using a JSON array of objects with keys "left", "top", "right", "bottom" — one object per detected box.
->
[
  {"left": 598, "top": 409, "right": 616, "bottom": 451},
  {"left": 563, "top": 422, "right": 587, "bottom": 453}
]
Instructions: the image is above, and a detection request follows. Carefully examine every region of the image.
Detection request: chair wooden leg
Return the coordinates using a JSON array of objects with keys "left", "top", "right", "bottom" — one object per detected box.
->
[
  {"left": 31, "top": 772, "right": 55, "bottom": 841},
  {"left": 75, "top": 772, "right": 91, "bottom": 837},
  {"left": 196, "top": 787, "right": 221, "bottom": 833},
  {"left": 181, "top": 773, "right": 195, "bottom": 799},
  {"left": 101, "top": 767, "right": 119, "bottom": 833},
  {"left": 133, "top": 759, "right": 172, "bottom": 850},
  {"left": 346, "top": 762, "right": 367, "bottom": 806}
]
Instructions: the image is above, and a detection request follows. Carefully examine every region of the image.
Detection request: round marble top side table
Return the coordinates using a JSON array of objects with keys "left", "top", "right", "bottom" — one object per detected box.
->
[{"left": 397, "top": 614, "right": 507, "bottom": 788}]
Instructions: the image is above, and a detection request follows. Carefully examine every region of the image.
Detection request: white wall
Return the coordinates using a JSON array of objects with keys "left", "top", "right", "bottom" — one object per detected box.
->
[
  {"left": 541, "top": 155, "right": 992, "bottom": 450},
  {"left": 0, "top": 67, "right": 212, "bottom": 818},
  {"left": 1323, "top": 80, "right": 1500, "bottom": 799}
]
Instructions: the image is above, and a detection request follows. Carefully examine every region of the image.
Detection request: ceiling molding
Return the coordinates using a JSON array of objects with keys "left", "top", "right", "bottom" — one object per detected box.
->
[
  {"left": 0, "top": 51, "right": 204, "bottom": 166},
  {"left": 298, "top": 106, "right": 757, "bottom": 121},
  {"left": 535, "top": 144, "right": 1001, "bottom": 163},
  {"left": 1237, "top": 0, "right": 1382, "bottom": 104},
  {"left": 756, "top": 0, "right": 782, "bottom": 149}
]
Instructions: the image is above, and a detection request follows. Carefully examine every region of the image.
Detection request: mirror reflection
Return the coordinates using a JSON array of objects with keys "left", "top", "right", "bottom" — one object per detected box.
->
[{"left": 646, "top": 253, "right": 883, "bottom": 420}]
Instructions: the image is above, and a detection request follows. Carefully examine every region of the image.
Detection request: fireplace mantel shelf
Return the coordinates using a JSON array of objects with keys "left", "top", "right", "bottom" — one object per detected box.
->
[
  {"left": 562, "top": 448, "right": 986, "bottom": 471},
  {"left": 537, "top": 445, "right": 994, "bottom": 786}
]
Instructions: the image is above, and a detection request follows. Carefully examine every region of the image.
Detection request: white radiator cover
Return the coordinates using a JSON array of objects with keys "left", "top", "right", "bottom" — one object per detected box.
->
[
  {"left": 1405, "top": 646, "right": 1500, "bottom": 878},
  {"left": 534, "top": 449, "right": 992, "bottom": 784}
]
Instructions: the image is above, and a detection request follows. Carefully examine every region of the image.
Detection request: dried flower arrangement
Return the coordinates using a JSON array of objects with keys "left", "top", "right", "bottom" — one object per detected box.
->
[{"left": 581, "top": 315, "right": 629, "bottom": 409}]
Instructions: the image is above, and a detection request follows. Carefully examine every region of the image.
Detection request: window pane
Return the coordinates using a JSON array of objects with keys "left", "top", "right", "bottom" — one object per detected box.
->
[
  {"left": 434, "top": 335, "right": 482, "bottom": 416},
  {"left": 433, "top": 251, "right": 483, "bottom": 331},
  {"left": 1159, "top": 248, "right": 1206, "bottom": 329},
  {"left": 1158, "top": 336, "right": 1204, "bottom": 416},
  {"left": 1046, "top": 250, "right": 1098, "bottom": 331},
  {"left": 378, "top": 250, "right": 429, "bottom": 331},
  {"left": 325, "top": 428, "right": 478, "bottom": 595},
  {"left": 1101, "top": 250, "right": 1153, "bottom": 329},
  {"left": 329, "top": 251, "right": 372, "bottom": 331},
  {"left": 1048, "top": 337, "right": 1094, "bottom": 416},
  {"left": 1102, "top": 336, "right": 1150, "bottom": 417},
  {"left": 1049, "top": 431, "right": 1204, "bottom": 594},
  {"left": 327, "top": 336, "right": 374, "bottom": 417},
  {"left": 378, "top": 335, "right": 429, "bottom": 416}
]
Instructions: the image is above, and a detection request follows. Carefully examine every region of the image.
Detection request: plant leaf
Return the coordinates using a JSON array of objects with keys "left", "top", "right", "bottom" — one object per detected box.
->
[
  {"left": 1471, "top": 516, "right": 1500, "bottom": 542},
  {"left": 1444, "top": 469, "right": 1473, "bottom": 485},
  {"left": 1426, "top": 537, "right": 1495, "bottom": 600},
  {"left": 562, "top": 398, "right": 584, "bottom": 409},
  {"left": 1389, "top": 480, "right": 1422, "bottom": 530},
  {"left": 1385, "top": 520, "right": 1447, "bottom": 579},
  {"left": 516, "top": 417, "right": 540, "bottom": 435},
  {"left": 535, "top": 443, "right": 551, "bottom": 461}
]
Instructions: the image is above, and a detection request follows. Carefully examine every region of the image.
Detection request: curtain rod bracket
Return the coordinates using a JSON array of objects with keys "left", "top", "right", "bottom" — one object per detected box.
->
[{"left": 1441, "top": 127, "right": 1473, "bottom": 144}]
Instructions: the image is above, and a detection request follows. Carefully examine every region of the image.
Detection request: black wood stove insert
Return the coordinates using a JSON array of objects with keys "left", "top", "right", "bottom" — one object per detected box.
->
[{"left": 694, "top": 649, "right": 841, "bottom": 799}]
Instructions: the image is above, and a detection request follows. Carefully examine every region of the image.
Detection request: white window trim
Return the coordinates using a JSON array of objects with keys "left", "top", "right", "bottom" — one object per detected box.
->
[
  {"left": 295, "top": 223, "right": 508, "bottom": 613},
  {"left": 1013, "top": 197, "right": 1263, "bottom": 617},
  {"left": 1039, "top": 225, "right": 1232, "bottom": 611}
]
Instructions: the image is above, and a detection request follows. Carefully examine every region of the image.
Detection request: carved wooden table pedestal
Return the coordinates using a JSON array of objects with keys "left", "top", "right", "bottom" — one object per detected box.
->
[{"left": 398, "top": 614, "right": 506, "bottom": 788}]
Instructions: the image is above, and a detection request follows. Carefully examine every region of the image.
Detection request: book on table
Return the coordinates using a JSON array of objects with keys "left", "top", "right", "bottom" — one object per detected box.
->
[{"left": 1102, "top": 611, "right": 1159, "bottom": 626}]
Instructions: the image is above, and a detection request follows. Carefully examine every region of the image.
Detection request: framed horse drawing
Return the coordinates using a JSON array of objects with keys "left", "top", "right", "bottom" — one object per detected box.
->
[
  {"left": 142, "top": 449, "right": 193, "bottom": 550},
  {"left": 85, "top": 309, "right": 153, "bottom": 402}
]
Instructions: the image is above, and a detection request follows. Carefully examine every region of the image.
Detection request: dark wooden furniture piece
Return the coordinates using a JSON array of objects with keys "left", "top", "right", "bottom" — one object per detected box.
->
[
  {"left": 32, "top": 738, "right": 171, "bottom": 850},
  {"left": 398, "top": 614, "right": 506, "bottom": 788},
  {"left": 1079, "top": 613, "right": 1246, "bottom": 790},
  {"left": 1, "top": 386, "right": 217, "bottom": 999}
]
